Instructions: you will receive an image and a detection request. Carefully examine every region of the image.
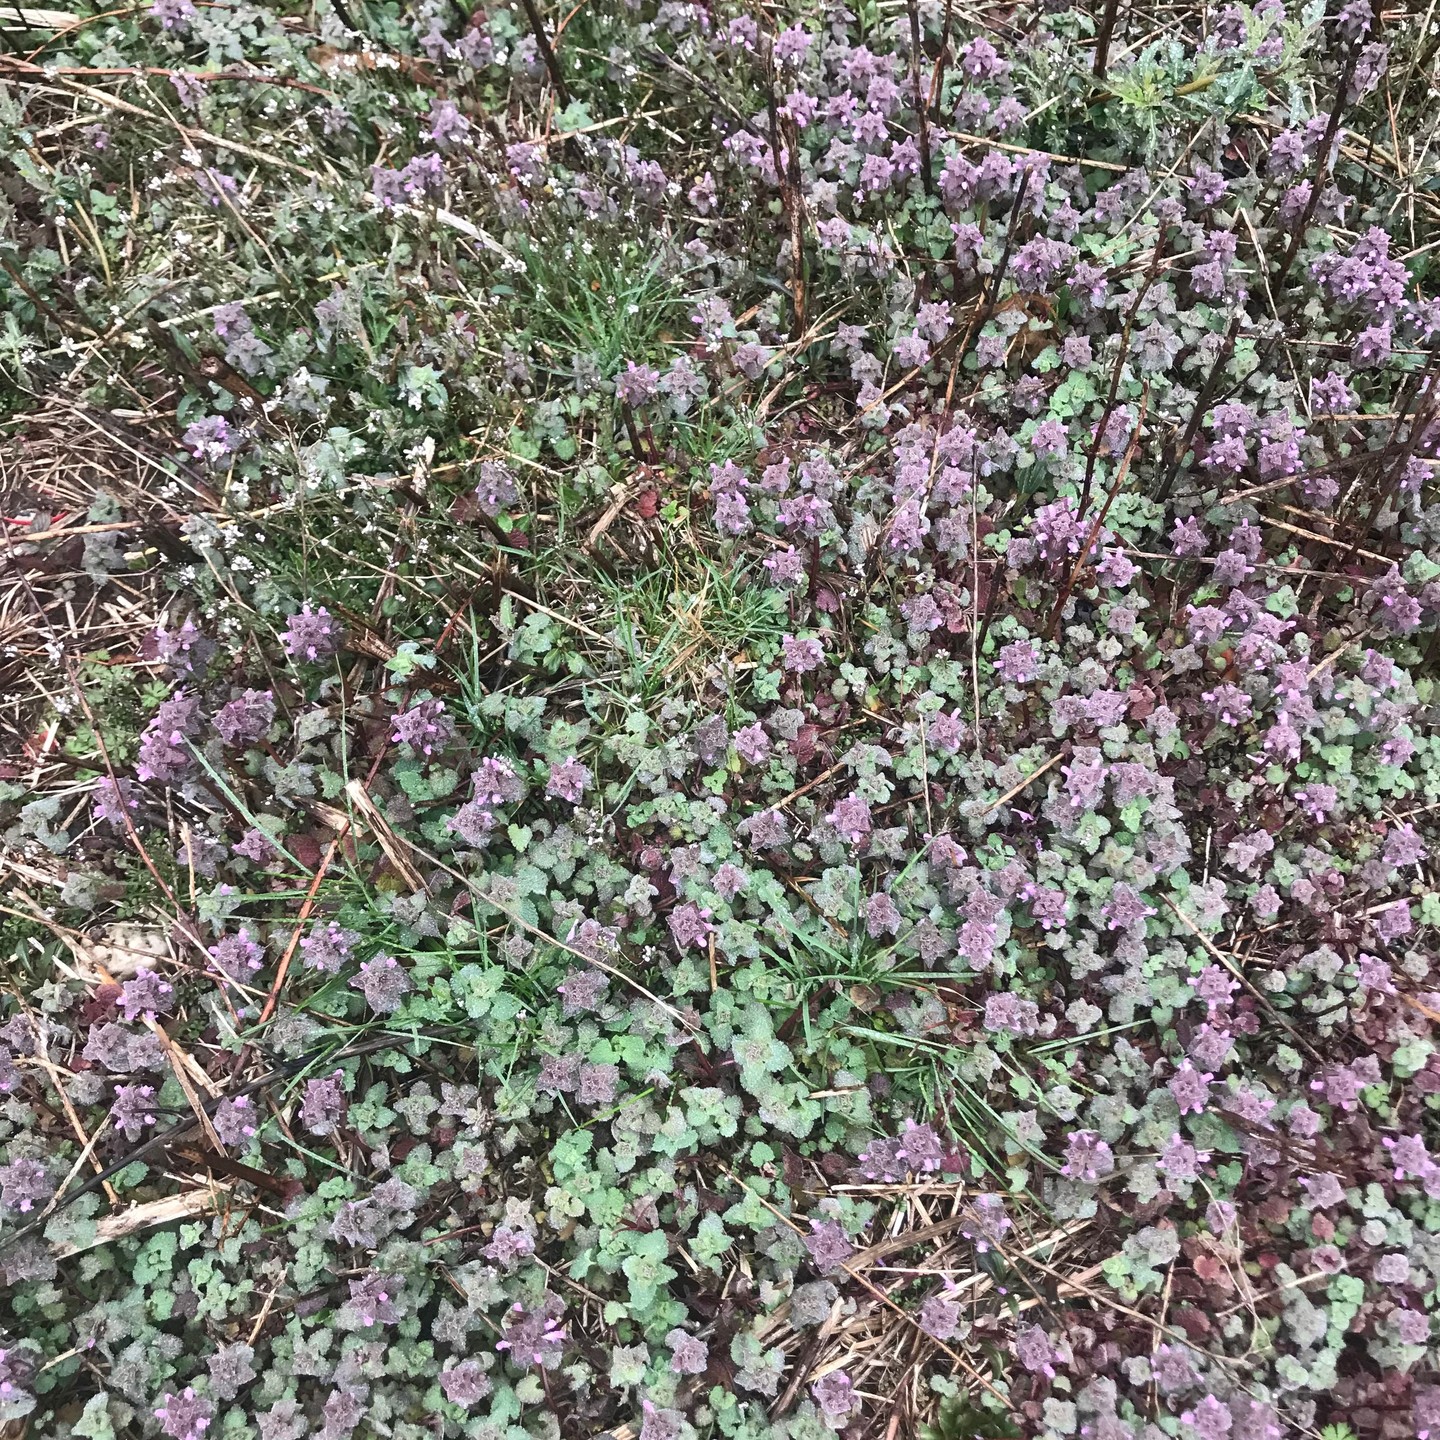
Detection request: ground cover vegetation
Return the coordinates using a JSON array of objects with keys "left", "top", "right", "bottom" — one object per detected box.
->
[{"left": 1, "top": 0, "right": 1440, "bottom": 1436}]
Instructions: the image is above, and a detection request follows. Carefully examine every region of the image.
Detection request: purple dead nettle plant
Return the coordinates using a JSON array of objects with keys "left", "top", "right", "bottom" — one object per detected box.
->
[{"left": 4, "top": 2, "right": 1440, "bottom": 1437}]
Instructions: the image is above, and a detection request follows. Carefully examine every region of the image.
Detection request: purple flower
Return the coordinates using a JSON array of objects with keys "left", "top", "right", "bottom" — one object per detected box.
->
[
  {"left": 372, "top": 153, "right": 445, "bottom": 208},
  {"left": 391, "top": 698, "right": 456, "bottom": 757},
  {"left": 897, "top": 1119, "right": 946, "bottom": 1172},
  {"left": 667, "top": 1330, "right": 709, "bottom": 1375},
  {"left": 213, "top": 689, "right": 275, "bottom": 746},
  {"left": 928, "top": 709, "right": 967, "bottom": 752},
  {"left": 282, "top": 605, "right": 342, "bottom": 664},
  {"left": 346, "top": 1273, "right": 403, "bottom": 1327},
  {"left": 733, "top": 723, "right": 771, "bottom": 765},
  {"left": 577, "top": 1062, "right": 619, "bottom": 1106},
  {"left": 233, "top": 827, "right": 278, "bottom": 865},
  {"left": 214, "top": 1095, "right": 259, "bottom": 1146},
  {"left": 763, "top": 546, "right": 806, "bottom": 589},
  {"left": 1373, "top": 901, "right": 1413, "bottom": 941},
  {"left": 1311, "top": 370, "right": 1355, "bottom": 412},
  {"left": 668, "top": 902, "right": 713, "bottom": 950},
  {"left": 300, "top": 921, "right": 358, "bottom": 974},
  {"left": 920, "top": 1288, "right": 962, "bottom": 1339},
  {"left": 1383, "top": 823, "right": 1427, "bottom": 869},
  {"left": 300, "top": 1070, "right": 346, "bottom": 1138},
  {"left": 1102, "top": 882, "right": 1155, "bottom": 931},
  {"left": 92, "top": 776, "right": 141, "bottom": 830},
  {"left": 615, "top": 361, "right": 661, "bottom": 406},
  {"left": 1026, "top": 885, "right": 1069, "bottom": 931},
  {"left": 546, "top": 757, "right": 593, "bottom": 803},
  {"left": 780, "top": 634, "right": 824, "bottom": 673},
  {"left": 155, "top": 1389, "right": 212, "bottom": 1440},
  {"left": 497, "top": 1294, "right": 567, "bottom": 1369},
  {"left": 1169, "top": 1061, "right": 1213, "bottom": 1117},
  {"left": 111, "top": 1083, "right": 159, "bottom": 1140},
  {"left": 119, "top": 970, "right": 174, "bottom": 1023},
  {"left": 439, "top": 1360, "right": 492, "bottom": 1406},
  {"left": 150, "top": 0, "right": 195, "bottom": 28},
  {"left": 428, "top": 100, "right": 470, "bottom": 146},
  {"left": 150, "top": 619, "right": 215, "bottom": 678},
  {"left": 351, "top": 954, "right": 413, "bottom": 1015},
  {"left": 827, "top": 793, "right": 873, "bottom": 845},
  {"left": 1188, "top": 163, "right": 1228, "bottom": 206},
  {"left": 1352, "top": 321, "right": 1392, "bottom": 368},
  {"left": 975, "top": 332, "right": 1009, "bottom": 369},
  {"left": 1015, "top": 1324, "right": 1056, "bottom": 1378},
  {"left": 866, "top": 891, "right": 902, "bottom": 938},
  {"left": 983, "top": 992, "right": 1040, "bottom": 1036},
  {"left": 474, "top": 461, "right": 519, "bottom": 516},
  {"left": 1010, "top": 237, "right": 1075, "bottom": 293},
  {"left": 960, "top": 34, "right": 1007, "bottom": 79},
  {"left": 1195, "top": 964, "right": 1239, "bottom": 1013},
  {"left": 811, "top": 1370, "right": 858, "bottom": 1419},
  {"left": 1030, "top": 418, "right": 1068, "bottom": 459},
  {"left": 0, "top": 1158, "right": 51, "bottom": 1213},
  {"left": 136, "top": 690, "right": 204, "bottom": 785},
  {"left": 1294, "top": 782, "right": 1337, "bottom": 822},
  {"left": 1311, "top": 226, "right": 1409, "bottom": 320},
  {"left": 208, "top": 928, "right": 265, "bottom": 982},
  {"left": 1030, "top": 496, "right": 1108, "bottom": 563},
  {"left": 1157, "top": 1133, "right": 1210, "bottom": 1184},
  {"left": 557, "top": 966, "right": 609, "bottom": 1016},
  {"left": 1061, "top": 1130, "right": 1114, "bottom": 1183},
  {"left": 206, "top": 1342, "right": 256, "bottom": 1402},
  {"left": 804, "top": 1219, "right": 853, "bottom": 1273},
  {"left": 958, "top": 1193, "right": 1012, "bottom": 1252},
  {"left": 1182, "top": 1397, "right": 1233, "bottom": 1440},
  {"left": 448, "top": 759, "right": 525, "bottom": 845},
  {"left": 1202, "top": 683, "right": 1252, "bottom": 727},
  {"left": 537, "top": 1053, "right": 580, "bottom": 1097},
  {"left": 1095, "top": 548, "right": 1138, "bottom": 589}
]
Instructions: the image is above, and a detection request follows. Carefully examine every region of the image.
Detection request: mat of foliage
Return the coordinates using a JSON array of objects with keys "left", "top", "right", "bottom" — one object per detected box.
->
[{"left": 2, "top": 0, "right": 1440, "bottom": 1437}]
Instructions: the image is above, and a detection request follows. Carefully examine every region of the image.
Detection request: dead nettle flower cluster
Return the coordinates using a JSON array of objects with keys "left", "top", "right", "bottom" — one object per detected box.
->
[{"left": 2, "top": 0, "right": 1440, "bottom": 1438}]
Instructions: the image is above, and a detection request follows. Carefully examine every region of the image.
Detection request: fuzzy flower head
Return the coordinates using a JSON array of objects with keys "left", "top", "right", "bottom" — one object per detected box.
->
[
  {"left": 668, "top": 902, "right": 713, "bottom": 950},
  {"left": 119, "top": 970, "right": 174, "bottom": 1023},
  {"left": 496, "top": 1294, "right": 567, "bottom": 1369},
  {"left": 995, "top": 639, "right": 1040, "bottom": 683},
  {"left": 439, "top": 1360, "right": 492, "bottom": 1407},
  {"left": 958, "top": 1193, "right": 1012, "bottom": 1252},
  {"left": 391, "top": 699, "right": 455, "bottom": 757},
  {"left": 111, "top": 1083, "right": 159, "bottom": 1140},
  {"left": 208, "top": 928, "right": 265, "bottom": 983},
  {"left": 546, "top": 757, "right": 593, "bottom": 803},
  {"left": 0, "top": 1157, "right": 51, "bottom": 1220},
  {"left": 300, "top": 921, "right": 359, "bottom": 974},
  {"left": 780, "top": 633, "right": 824, "bottom": 673},
  {"left": 346, "top": 1273, "right": 404, "bottom": 1328},
  {"left": 155, "top": 1389, "right": 212, "bottom": 1440},
  {"left": 213, "top": 689, "right": 275, "bottom": 747},
  {"left": 474, "top": 461, "right": 519, "bottom": 516},
  {"left": 1061, "top": 1129, "right": 1115, "bottom": 1183},
  {"left": 826, "top": 793, "right": 873, "bottom": 846},
  {"left": 811, "top": 1370, "right": 857, "bottom": 1421},
  {"left": 804, "top": 1219, "right": 853, "bottom": 1274},
  {"left": 282, "top": 605, "right": 342, "bottom": 664},
  {"left": 351, "top": 954, "right": 413, "bottom": 1015}
]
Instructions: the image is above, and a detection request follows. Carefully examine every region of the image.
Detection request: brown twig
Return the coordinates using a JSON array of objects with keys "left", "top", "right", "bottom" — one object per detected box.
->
[
  {"left": 1093, "top": 0, "right": 1121, "bottom": 80},
  {"left": 516, "top": 0, "right": 571, "bottom": 107},
  {"left": 906, "top": 0, "right": 934, "bottom": 196}
]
